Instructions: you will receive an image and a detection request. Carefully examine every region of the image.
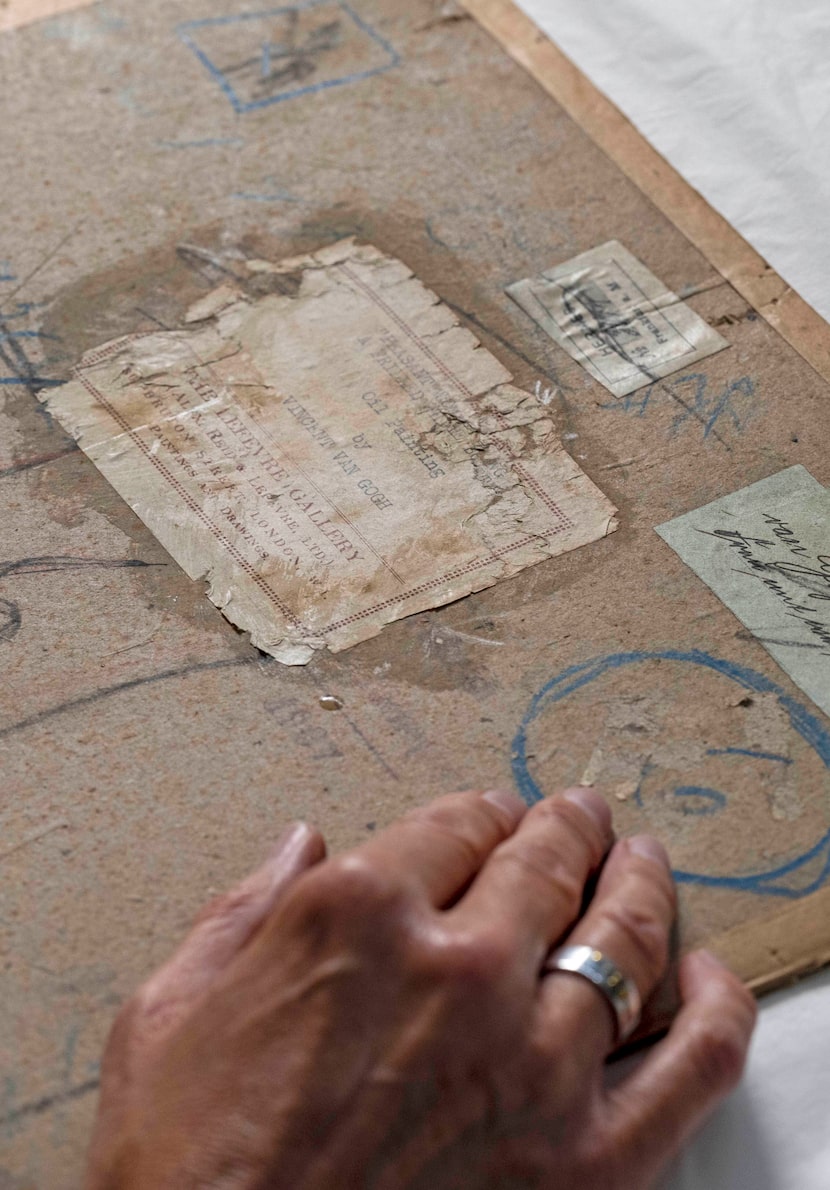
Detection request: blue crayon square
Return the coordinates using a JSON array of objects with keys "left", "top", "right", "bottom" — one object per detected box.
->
[{"left": 177, "top": 1, "right": 399, "bottom": 114}]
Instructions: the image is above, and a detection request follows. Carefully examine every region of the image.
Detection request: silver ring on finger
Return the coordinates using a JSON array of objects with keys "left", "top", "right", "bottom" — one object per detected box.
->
[{"left": 541, "top": 944, "right": 642, "bottom": 1044}]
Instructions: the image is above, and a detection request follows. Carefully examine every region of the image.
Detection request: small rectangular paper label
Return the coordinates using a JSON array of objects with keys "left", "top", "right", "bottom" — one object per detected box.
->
[
  {"left": 656, "top": 466, "right": 830, "bottom": 717},
  {"left": 506, "top": 240, "right": 728, "bottom": 397},
  {"left": 41, "top": 240, "right": 617, "bottom": 664}
]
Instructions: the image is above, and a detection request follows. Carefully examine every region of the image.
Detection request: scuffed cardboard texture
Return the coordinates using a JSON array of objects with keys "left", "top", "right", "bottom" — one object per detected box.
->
[{"left": 3, "top": 0, "right": 830, "bottom": 1183}]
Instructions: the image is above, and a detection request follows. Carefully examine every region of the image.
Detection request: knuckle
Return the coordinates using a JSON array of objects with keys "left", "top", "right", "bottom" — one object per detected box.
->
[
  {"left": 405, "top": 792, "right": 477, "bottom": 827},
  {"left": 294, "top": 854, "right": 406, "bottom": 919},
  {"left": 194, "top": 886, "right": 260, "bottom": 928},
  {"left": 441, "top": 927, "right": 517, "bottom": 991},
  {"left": 109, "top": 994, "right": 144, "bottom": 1042},
  {"left": 721, "top": 968, "right": 758, "bottom": 1020},
  {"left": 493, "top": 843, "right": 584, "bottom": 914},
  {"left": 595, "top": 901, "right": 670, "bottom": 976},
  {"left": 636, "top": 854, "right": 678, "bottom": 907},
  {"left": 525, "top": 797, "right": 608, "bottom": 864},
  {"left": 688, "top": 1017, "right": 750, "bottom": 1091},
  {"left": 128, "top": 984, "right": 171, "bottom": 1038},
  {"left": 530, "top": 1029, "right": 586, "bottom": 1094},
  {"left": 574, "top": 1125, "right": 617, "bottom": 1181},
  {"left": 399, "top": 808, "right": 485, "bottom": 870},
  {"left": 102, "top": 992, "right": 155, "bottom": 1066}
]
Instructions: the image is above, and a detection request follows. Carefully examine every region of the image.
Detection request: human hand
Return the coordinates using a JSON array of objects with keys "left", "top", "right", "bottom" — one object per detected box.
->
[{"left": 85, "top": 787, "right": 756, "bottom": 1189}]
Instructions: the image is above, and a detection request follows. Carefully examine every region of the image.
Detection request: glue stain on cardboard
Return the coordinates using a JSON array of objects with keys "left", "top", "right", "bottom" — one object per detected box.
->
[
  {"left": 12, "top": 226, "right": 287, "bottom": 640},
  {"left": 14, "top": 205, "right": 590, "bottom": 659},
  {"left": 40, "top": 237, "right": 616, "bottom": 663}
]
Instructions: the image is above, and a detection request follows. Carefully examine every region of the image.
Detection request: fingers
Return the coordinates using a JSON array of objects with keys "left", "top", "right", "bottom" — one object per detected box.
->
[
  {"left": 537, "top": 834, "right": 676, "bottom": 1059},
  {"left": 449, "top": 788, "right": 613, "bottom": 963},
  {"left": 138, "top": 822, "right": 325, "bottom": 1034},
  {"left": 344, "top": 788, "right": 527, "bottom": 907},
  {"left": 605, "top": 950, "right": 757, "bottom": 1185}
]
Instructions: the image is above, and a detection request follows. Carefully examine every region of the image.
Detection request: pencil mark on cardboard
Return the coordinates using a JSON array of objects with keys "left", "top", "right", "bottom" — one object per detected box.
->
[
  {"left": 158, "top": 137, "right": 244, "bottom": 150},
  {"left": 0, "top": 314, "right": 64, "bottom": 397},
  {"left": 0, "top": 445, "right": 79, "bottom": 480},
  {"left": 599, "top": 372, "right": 757, "bottom": 445},
  {"left": 341, "top": 710, "right": 399, "bottom": 780},
  {"left": 441, "top": 297, "right": 569, "bottom": 394},
  {"left": 0, "top": 555, "right": 159, "bottom": 581},
  {"left": 0, "top": 656, "right": 256, "bottom": 742},
  {"left": 0, "top": 256, "right": 72, "bottom": 436},
  {"left": 0, "top": 1077, "right": 99, "bottom": 1132},
  {"left": 264, "top": 693, "right": 344, "bottom": 760},
  {"left": 0, "top": 597, "right": 21, "bottom": 644},
  {"left": 0, "top": 556, "right": 163, "bottom": 642},
  {"left": 232, "top": 177, "right": 307, "bottom": 204},
  {"left": 0, "top": 820, "right": 69, "bottom": 861},
  {"left": 0, "top": 225, "right": 81, "bottom": 309},
  {"left": 177, "top": 1, "right": 399, "bottom": 114}
]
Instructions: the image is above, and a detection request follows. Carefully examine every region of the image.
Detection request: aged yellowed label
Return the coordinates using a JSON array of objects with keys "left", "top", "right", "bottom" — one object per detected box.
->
[
  {"left": 42, "top": 240, "right": 617, "bottom": 663},
  {"left": 657, "top": 467, "right": 830, "bottom": 716},
  {"left": 506, "top": 240, "right": 728, "bottom": 397}
]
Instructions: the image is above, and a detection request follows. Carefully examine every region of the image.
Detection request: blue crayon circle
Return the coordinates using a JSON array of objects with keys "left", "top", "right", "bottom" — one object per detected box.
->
[{"left": 512, "top": 650, "right": 830, "bottom": 899}]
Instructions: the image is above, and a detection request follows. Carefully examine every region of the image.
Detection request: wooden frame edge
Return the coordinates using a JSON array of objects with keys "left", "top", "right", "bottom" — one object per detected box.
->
[{"left": 462, "top": 0, "right": 830, "bottom": 386}]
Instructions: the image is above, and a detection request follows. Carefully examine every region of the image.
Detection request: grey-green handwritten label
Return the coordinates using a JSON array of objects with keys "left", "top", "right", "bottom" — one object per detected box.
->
[{"left": 657, "top": 467, "right": 830, "bottom": 716}]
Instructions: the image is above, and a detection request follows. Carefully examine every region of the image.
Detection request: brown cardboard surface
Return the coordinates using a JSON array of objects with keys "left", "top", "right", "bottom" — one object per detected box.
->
[{"left": 3, "top": 0, "right": 830, "bottom": 1182}]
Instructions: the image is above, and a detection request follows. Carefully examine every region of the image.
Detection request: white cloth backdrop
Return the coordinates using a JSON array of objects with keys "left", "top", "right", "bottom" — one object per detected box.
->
[
  {"left": 656, "top": 969, "right": 830, "bottom": 1188},
  {"left": 515, "top": 0, "right": 830, "bottom": 321},
  {"left": 512, "top": 2, "right": 830, "bottom": 1184}
]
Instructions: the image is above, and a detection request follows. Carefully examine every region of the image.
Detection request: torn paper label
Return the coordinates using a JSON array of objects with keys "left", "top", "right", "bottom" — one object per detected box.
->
[
  {"left": 41, "top": 239, "right": 617, "bottom": 664},
  {"left": 506, "top": 240, "right": 728, "bottom": 397},
  {"left": 657, "top": 467, "right": 830, "bottom": 717}
]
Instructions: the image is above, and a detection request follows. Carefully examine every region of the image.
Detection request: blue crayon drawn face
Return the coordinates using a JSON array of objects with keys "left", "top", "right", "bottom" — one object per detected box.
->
[{"left": 512, "top": 650, "right": 830, "bottom": 898}]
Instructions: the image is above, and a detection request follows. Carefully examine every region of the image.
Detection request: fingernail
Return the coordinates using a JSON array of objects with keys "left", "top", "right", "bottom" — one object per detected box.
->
[
  {"left": 481, "top": 788, "right": 526, "bottom": 824},
  {"left": 561, "top": 786, "right": 611, "bottom": 833},
  {"left": 628, "top": 834, "right": 669, "bottom": 867},
  {"left": 267, "top": 821, "right": 314, "bottom": 864}
]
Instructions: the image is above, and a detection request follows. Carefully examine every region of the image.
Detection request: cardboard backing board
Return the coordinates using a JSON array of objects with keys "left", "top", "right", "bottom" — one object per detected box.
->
[{"left": 3, "top": 0, "right": 830, "bottom": 1182}]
